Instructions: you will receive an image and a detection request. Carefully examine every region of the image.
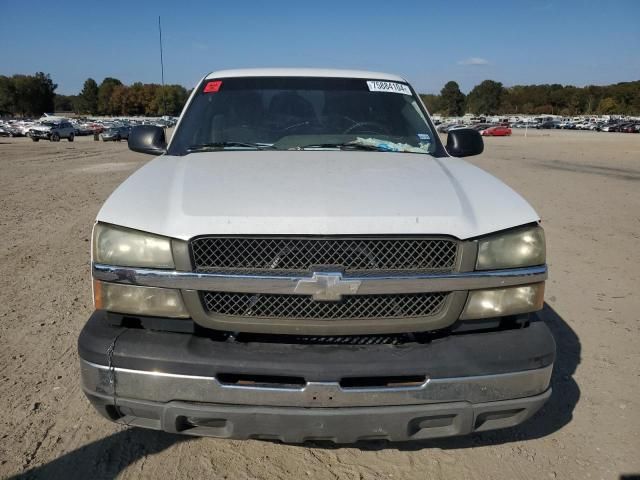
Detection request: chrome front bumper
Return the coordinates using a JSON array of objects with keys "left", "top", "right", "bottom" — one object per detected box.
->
[
  {"left": 81, "top": 358, "right": 553, "bottom": 442},
  {"left": 78, "top": 311, "right": 555, "bottom": 442},
  {"left": 81, "top": 359, "right": 552, "bottom": 408}
]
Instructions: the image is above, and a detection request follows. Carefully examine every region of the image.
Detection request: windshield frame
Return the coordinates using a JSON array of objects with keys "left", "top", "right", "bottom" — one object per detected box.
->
[{"left": 167, "top": 76, "right": 447, "bottom": 157}]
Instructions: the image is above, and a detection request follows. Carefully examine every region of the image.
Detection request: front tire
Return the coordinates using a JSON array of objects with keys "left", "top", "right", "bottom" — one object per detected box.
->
[
  {"left": 51, "top": 133, "right": 60, "bottom": 142},
  {"left": 68, "top": 133, "right": 74, "bottom": 142},
  {"left": 32, "top": 137, "right": 39, "bottom": 142}
]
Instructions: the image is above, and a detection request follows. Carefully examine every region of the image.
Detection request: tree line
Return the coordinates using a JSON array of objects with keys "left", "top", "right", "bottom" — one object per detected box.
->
[
  {"left": 0, "top": 73, "right": 189, "bottom": 117},
  {"left": 0, "top": 73, "right": 57, "bottom": 117},
  {"left": 1, "top": 72, "right": 639, "bottom": 118},
  {"left": 420, "top": 79, "right": 640, "bottom": 117}
]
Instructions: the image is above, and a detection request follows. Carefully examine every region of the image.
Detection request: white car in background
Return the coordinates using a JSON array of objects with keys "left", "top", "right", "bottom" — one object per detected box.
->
[{"left": 28, "top": 120, "right": 75, "bottom": 142}]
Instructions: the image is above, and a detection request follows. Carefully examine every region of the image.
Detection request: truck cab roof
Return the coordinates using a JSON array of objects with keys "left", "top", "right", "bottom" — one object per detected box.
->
[{"left": 205, "top": 68, "right": 407, "bottom": 82}]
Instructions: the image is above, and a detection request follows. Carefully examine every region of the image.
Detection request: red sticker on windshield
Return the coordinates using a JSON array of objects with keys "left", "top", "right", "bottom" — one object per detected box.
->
[{"left": 203, "top": 80, "right": 222, "bottom": 93}]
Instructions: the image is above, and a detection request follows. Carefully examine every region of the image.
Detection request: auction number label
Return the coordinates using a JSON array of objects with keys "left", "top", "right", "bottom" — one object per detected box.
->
[{"left": 367, "top": 81, "right": 412, "bottom": 95}]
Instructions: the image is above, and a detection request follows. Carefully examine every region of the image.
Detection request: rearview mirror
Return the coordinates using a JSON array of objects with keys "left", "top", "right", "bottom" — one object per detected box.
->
[
  {"left": 128, "top": 125, "right": 167, "bottom": 155},
  {"left": 446, "top": 129, "right": 484, "bottom": 157}
]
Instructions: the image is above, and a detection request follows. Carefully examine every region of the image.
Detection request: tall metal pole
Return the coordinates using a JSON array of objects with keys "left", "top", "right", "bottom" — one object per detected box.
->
[{"left": 158, "top": 16, "right": 167, "bottom": 117}]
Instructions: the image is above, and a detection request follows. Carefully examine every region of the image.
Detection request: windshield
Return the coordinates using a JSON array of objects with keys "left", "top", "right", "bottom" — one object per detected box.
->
[{"left": 168, "top": 77, "right": 438, "bottom": 155}]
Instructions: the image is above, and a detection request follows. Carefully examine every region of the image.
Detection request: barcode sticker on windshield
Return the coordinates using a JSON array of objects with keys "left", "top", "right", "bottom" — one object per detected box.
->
[{"left": 367, "top": 81, "right": 412, "bottom": 95}]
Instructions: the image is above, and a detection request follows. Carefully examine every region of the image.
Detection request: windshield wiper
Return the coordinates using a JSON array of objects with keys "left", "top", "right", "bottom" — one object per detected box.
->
[
  {"left": 186, "top": 142, "right": 275, "bottom": 152},
  {"left": 297, "top": 140, "right": 430, "bottom": 154},
  {"left": 295, "top": 142, "right": 382, "bottom": 151}
]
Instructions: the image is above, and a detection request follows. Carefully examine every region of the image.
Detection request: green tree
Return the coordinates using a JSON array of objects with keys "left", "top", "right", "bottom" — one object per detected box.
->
[
  {"left": 124, "top": 82, "right": 146, "bottom": 115},
  {"left": 141, "top": 84, "right": 159, "bottom": 115},
  {"left": 419, "top": 94, "right": 442, "bottom": 113},
  {"left": 466, "top": 80, "right": 504, "bottom": 115},
  {"left": 0, "top": 75, "right": 16, "bottom": 115},
  {"left": 151, "top": 84, "right": 189, "bottom": 116},
  {"left": 546, "top": 84, "right": 567, "bottom": 113},
  {"left": 108, "top": 85, "right": 128, "bottom": 115},
  {"left": 79, "top": 78, "right": 99, "bottom": 114},
  {"left": 98, "top": 77, "right": 123, "bottom": 114},
  {"left": 439, "top": 81, "right": 465, "bottom": 116},
  {"left": 54, "top": 94, "right": 79, "bottom": 112},
  {"left": 597, "top": 97, "right": 618, "bottom": 114},
  {"left": 11, "top": 72, "right": 56, "bottom": 116}
]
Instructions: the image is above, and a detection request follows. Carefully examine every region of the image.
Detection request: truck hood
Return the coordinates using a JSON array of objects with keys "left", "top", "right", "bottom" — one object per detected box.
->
[{"left": 97, "top": 151, "right": 539, "bottom": 240}]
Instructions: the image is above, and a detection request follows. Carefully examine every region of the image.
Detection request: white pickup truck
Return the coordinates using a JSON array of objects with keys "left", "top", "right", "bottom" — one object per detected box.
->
[{"left": 79, "top": 68, "right": 555, "bottom": 443}]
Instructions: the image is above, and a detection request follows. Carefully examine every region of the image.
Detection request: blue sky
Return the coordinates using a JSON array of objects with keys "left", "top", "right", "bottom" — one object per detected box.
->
[{"left": 1, "top": 0, "right": 638, "bottom": 95}]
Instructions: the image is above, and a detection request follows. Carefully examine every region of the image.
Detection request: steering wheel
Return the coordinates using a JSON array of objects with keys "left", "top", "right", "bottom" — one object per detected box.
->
[{"left": 342, "top": 121, "right": 389, "bottom": 135}]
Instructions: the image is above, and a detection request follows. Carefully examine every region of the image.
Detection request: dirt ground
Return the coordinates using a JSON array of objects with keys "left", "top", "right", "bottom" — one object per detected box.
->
[{"left": 0, "top": 129, "right": 638, "bottom": 480}]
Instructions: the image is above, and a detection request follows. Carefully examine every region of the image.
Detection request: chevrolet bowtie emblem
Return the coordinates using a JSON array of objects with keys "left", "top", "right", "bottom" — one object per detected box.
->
[{"left": 294, "top": 272, "right": 362, "bottom": 301}]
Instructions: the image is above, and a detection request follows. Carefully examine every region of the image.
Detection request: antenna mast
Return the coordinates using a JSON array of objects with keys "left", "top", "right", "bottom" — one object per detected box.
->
[{"left": 158, "top": 16, "right": 167, "bottom": 116}]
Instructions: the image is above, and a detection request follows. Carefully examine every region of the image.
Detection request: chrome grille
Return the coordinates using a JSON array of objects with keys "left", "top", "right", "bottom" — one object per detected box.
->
[
  {"left": 201, "top": 291, "right": 448, "bottom": 320},
  {"left": 191, "top": 237, "right": 458, "bottom": 274}
]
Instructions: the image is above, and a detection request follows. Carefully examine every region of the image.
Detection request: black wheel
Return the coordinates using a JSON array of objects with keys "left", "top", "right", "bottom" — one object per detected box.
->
[
  {"left": 68, "top": 133, "right": 74, "bottom": 142},
  {"left": 116, "top": 135, "right": 121, "bottom": 142},
  {"left": 32, "top": 137, "right": 39, "bottom": 142},
  {"left": 51, "top": 132, "right": 60, "bottom": 142}
]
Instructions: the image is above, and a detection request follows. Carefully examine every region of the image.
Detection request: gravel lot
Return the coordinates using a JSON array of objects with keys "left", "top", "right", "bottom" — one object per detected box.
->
[{"left": 1, "top": 130, "right": 638, "bottom": 479}]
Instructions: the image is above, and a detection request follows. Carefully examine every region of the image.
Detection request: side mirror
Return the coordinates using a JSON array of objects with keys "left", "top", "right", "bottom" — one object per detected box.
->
[
  {"left": 446, "top": 128, "right": 484, "bottom": 157},
  {"left": 128, "top": 125, "right": 167, "bottom": 155}
]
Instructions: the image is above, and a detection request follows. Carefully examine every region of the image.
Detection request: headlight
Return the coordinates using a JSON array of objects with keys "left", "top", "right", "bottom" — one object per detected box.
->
[
  {"left": 476, "top": 226, "right": 545, "bottom": 270},
  {"left": 460, "top": 283, "right": 545, "bottom": 320},
  {"left": 93, "top": 280, "right": 188, "bottom": 318},
  {"left": 93, "top": 223, "right": 174, "bottom": 268}
]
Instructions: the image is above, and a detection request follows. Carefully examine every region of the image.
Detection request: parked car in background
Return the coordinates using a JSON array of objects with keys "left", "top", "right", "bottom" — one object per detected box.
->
[
  {"left": 608, "top": 122, "right": 632, "bottom": 132},
  {"left": 72, "top": 123, "right": 96, "bottom": 136},
  {"left": 469, "top": 123, "right": 494, "bottom": 131},
  {"left": 28, "top": 120, "right": 75, "bottom": 142},
  {"left": 536, "top": 121, "right": 560, "bottom": 129},
  {"left": 10, "top": 123, "right": 26, "bottom": 136},
  {"left": 100, "top": 126, "right": 131, "bottom": 141},
  {"left": 514, "top": 122, "right": 539, "bottom": 129},
  {"left": 620, "top": 123, "right": 639, "bottom": 133},
  {"left": 0, "top": 124, "right": 22, "bottom": 137},
  {"left": 446, "top": 124, "right": 469, "bottom": 132},
  {"left": 575, "top": 121, "right": 599, "bottom": 130},
  {"left": 481, "top": 125, "right": 512, "bottom": 136},
  {"left": 601, "top": 123, "right": 622, "bottom": 132},
  {"left": 436, "top": 123, "right": 457, "bottom": 133}
]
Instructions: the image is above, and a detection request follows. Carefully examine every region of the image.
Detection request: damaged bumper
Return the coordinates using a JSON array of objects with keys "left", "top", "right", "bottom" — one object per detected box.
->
[
  {"left": 78, "top": 311, "right": 555, "bottom": 443},
  {"left": 29, "top": 130, "right": 51, "bottom": 139}
]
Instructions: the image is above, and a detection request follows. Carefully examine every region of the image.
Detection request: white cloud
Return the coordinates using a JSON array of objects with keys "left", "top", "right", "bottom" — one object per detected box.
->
[{"left": 457, "top": 57, "right": 490, "bottom": 66}]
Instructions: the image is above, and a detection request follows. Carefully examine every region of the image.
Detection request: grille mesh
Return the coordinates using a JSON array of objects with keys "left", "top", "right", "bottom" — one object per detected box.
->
[
  {"left": 233, "top": 333, "right": 416, "bottom": 345},
  {"left": 191, "top": 237, "right": 458, "bottom": 274},
  {"left": 201, "top": 291, "right": 448, "bottom": 320}
]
